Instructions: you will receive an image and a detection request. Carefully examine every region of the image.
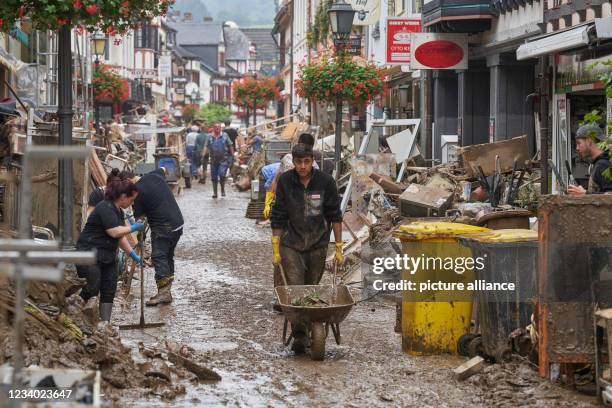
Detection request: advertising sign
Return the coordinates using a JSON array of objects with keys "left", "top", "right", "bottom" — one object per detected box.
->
[
  {"left": 409, "top": 33, "right": 468, "bottom": 70},
  {"left": 158, "top": 55, "right": 172, "bottom": 78},
  {"left": 386, "top": 18, "right": 421, "bottom": 65},
  {"left": 333, "top": 37, "right": 362, "bottom": 56},
  {"left": 131, "top": 68, "right": 158, "bottom": 80},
  {"left": 349, "top": 0, "right": 381, "bottom": 26}
]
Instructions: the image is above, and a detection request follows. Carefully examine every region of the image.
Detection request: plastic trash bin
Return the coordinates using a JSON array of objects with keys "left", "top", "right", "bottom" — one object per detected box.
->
[
  {"left": 459, "top": 229, "right": 538, "bottom": 362},
  {"left": 395, "top": 221, "right": 491, "bottom": 355}
]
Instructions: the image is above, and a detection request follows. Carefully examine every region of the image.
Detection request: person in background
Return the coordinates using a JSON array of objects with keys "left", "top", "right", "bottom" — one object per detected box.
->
[
  {"left": 76, "top": 169, "right": 145, "bottom": 326},
  {"left": 194, "top": 124, "right": 209, "bottom": 184},
  {"left": 224, "top": 119, "right": 239, "bottom": 149},
  {"left": 246, "top": 130, "right": 264, "bottom": 154},
  {"left": 186, "top": 125, "right": 199, "bottom": 179},
  {"left": 567, "top": 123, "right": 612, "bottom": 195},
  {"left": 203, "top": 123, "right": 235, "bottom": 198}
]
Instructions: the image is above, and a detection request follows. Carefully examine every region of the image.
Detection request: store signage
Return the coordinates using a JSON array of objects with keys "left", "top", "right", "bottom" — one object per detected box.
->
[
  {"left": 131, "top": 68, "right": 157, "bottom": 80},
  {"left": 334, "top": 37, "right": 362, "bottom": 56},
  {"left": 386, "top": 18, "right": 421, "bottom": 65},
  {"left": 159, "top": 55, "right": 172, "bottom": 78},
  {"left": 173, "top": 77, "right": 188, "bottom": 83},
  {"left": 409, "top": 33, "right": 468, "bottom": 70},
  {"left": 349, "top": 0, "right": 381, "bottom": 26}
]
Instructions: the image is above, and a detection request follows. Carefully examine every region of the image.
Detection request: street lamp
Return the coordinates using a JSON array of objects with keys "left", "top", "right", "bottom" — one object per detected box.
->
[
  {"left": 328, "top": 0, "right": 355, "bottom": 180},
  {"left": 92, "top": 33, "right": 107, "bottom": 134},
  {"left": 248, "top": 57, "right": 263, "bottom": 128}
]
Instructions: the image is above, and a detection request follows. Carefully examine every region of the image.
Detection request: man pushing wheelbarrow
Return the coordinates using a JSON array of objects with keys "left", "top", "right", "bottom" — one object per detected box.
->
[{"left": 270, "top": 143, "right": 345, "bottom": 354}]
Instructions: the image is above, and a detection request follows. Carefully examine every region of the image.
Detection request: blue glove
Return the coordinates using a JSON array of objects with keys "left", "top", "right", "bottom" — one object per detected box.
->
[
  {"left": 130, "top": 221, "right": 145, "bottom": 233},
  {"left": 128, "top": 250, "right": 142, "bottom": 264}
]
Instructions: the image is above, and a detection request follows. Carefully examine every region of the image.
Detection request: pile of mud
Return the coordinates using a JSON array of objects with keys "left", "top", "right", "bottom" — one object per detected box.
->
[
  {"left": 467, "top": 359, "right": 594, "bottom": 408},
  {"left": 0, "top": 269, "right": 196, "bottom": 402}
]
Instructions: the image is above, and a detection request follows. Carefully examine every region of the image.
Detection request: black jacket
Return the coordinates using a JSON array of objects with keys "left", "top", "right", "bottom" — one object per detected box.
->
[
  {"left": 270, "top": 168, "right": 342, "bottom": 251},
  {"left": 589, "top": 151, "right": 612, "bottom": 193}
]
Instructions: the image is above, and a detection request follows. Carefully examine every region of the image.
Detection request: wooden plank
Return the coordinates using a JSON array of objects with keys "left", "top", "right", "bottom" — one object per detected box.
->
[
  {"left": 167, "top": 351, "right": 221, "bottom": 382},
  {"left": 458, "top": 135, "right": 529, "bottom": 177},
  {"left": 453, "top": 356, "right": 484, "bottom": 381}
]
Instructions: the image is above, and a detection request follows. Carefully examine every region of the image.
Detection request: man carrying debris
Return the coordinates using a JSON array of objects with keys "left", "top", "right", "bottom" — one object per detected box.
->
[
  {"left": 567, "top": 123, "right": 612, "bottom": 195},
  {"left": 203, "top": 123, "right": 235, "bottom": 198},
  {"left": 132, "top": 168, "right": 184, "bottom": 306},
  {"left": 270, "top": 143, "right": 344, "bottom": 352}
]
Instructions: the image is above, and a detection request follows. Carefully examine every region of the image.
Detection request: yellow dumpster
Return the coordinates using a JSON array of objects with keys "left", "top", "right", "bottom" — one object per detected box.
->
[{"left": 394, "top": 221, "right": 491, "bottom": 355}]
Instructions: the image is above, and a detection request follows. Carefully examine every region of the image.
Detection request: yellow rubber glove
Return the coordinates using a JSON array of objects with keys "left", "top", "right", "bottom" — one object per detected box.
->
[
  {"left": 272, "top": 236, "right": 281, "bottom": 266},
  {"left": 334, "top": 242, "right": 344, "bottom": 265},
  {"left": 263, "top": 192, "right": 275, "bottom": 220}
]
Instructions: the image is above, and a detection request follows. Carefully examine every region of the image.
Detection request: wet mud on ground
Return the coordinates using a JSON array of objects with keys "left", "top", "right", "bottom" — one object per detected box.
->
[{"left": 113, "top": 182, "right": 598, "bottom": 407}]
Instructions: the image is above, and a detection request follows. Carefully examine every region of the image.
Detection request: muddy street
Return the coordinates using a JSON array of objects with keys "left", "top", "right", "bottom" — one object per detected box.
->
[{"left": 113, "top": 183, "right": 597, "bottom": 407}]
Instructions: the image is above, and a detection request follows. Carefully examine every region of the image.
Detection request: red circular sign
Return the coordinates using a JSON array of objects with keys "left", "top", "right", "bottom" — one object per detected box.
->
[{"left": 414, "top": 40, "right": 464, "bottom": 68}]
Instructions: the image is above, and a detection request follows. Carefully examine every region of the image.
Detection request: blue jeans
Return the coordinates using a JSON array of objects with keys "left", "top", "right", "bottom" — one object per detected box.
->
[
  {"left": 186, "top": 145, "right": 197, "bottom": 177},
  {"left": 210, "top": 161, "right": 229, "bottom": 183},
  {"left": 151, "top": 227, "right": 182, "bottom": 283}
]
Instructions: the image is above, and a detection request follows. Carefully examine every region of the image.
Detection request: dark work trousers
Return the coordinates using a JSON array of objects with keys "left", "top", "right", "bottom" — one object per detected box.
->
[
  {"left": 279, "top": 245, "right": 327, "bottom": 336},
  {"left": 201, "top": 153, "right": 210, "bottom": 175},
  {"left": 77, "top": 260, "right": 118, "bottom": 303},
  {"left": 279, "top": 245, "right": 327, "bottom": 286},
  {"left": 151, "top": 227, "right": 183, "bottom": 283}
]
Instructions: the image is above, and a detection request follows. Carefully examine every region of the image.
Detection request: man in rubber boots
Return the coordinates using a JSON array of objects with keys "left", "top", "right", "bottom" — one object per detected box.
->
[
  {"left": 270, "top": 143, "right": 344, "bottom": 352},
  {"left": 132, "top": 168, "right": 184, "bottom": 306},
  {"left": 203, "top": 123, "right": 234, "bottom": 198},
  {"left": 567, "top": 123, "right": 612, "bottom": 195}
]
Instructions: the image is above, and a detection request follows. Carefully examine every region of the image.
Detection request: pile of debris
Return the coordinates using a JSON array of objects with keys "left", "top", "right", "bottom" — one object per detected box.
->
[{"left": 0, "top": 269, "right": 219, "bottom": 402}]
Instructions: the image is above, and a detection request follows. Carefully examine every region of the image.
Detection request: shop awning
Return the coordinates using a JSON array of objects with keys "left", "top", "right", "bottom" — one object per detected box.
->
[{"left": 517, "top": 18, "right": 612, "bottom": 60}]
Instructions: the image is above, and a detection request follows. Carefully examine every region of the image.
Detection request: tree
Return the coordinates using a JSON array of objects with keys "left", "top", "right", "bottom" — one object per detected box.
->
[
  {"left": 0, "top": 0, "right": 174, "bottom": 33},
  {"left": 196, "top": 103, "right": 232, "bottom": 125}
]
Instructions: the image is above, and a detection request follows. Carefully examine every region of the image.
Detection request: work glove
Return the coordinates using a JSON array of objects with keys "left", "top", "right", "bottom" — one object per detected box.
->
[
  {"left": 263, "top": 192, "right": 275, "bottom": 220},
  {"left": 271, "top": 236, "right": 281, "bottom": 266},
  {"left": 334, "top": 242, "right": 344, "bottom": 265},
  {"left": 128, "top": 250, "right": 142, "bottom": 264},
  {"left": 130, "top": 221, "right": 145, "bottom": 233}
]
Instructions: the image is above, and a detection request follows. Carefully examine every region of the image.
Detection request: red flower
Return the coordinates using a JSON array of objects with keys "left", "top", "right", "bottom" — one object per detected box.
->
[
  {"left": 74, "top": 0, "right": 83, "bottom": 10},
  {"left": 106, "top": 25, "right": 115, "bottom": 35},
  {"left": 18, "top": 6, "right": 25, "bottom": 18},
  {"left": 86, "top": 4, "right": 98, "bottom": 14},
  {"left": 0, "top": 18, "right": 3, "bottom": 29},
  {"left": 57, "top": 18, "right": 68, "bottom": 26},
  {"left": 343, "top": 79, "right": 350, "bottom": 85}
]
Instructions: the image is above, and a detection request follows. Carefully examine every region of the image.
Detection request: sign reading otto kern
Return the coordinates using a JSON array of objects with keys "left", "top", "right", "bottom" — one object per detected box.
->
[{"left": 386, "top": 18, "right": 421, "bottom": 65}]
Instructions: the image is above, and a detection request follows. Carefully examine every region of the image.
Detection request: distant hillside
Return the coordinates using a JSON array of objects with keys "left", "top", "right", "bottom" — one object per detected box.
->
[{"left": 171, "top": 0, "right": 276, "bottom": 26}]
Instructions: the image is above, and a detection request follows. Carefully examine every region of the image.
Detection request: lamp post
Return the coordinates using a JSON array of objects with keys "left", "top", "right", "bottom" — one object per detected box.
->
[
  {"left": 92, "top": 34, "right": 107, "bottom": 135},
  {"left": 328, "top": 0, "right": 355, "bottom": 180},
  {"left": 248, "top": 57, "right": 263, "bottom": 128}
]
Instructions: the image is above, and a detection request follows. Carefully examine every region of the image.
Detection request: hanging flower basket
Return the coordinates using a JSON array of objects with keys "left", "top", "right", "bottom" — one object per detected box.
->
[
  {"left": 0, "top": 0, "right": 174, "bottom": 33},
  {"left": 93, "top": 63, "right": 129, "bottom": 103},
  {"left": 233, "top": 76, "right": 281, "bottom": 110},
  {"left": 295, "top": 56, "right": 386, "bottom": 105}
]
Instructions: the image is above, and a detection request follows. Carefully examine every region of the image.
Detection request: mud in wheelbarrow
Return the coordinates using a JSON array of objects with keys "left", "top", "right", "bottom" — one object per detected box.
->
[{"left": 275, "top": 285, "right": 355, "bottom": 361}]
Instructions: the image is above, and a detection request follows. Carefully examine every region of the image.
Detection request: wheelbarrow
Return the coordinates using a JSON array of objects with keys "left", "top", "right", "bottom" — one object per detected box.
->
[{"left": 275, "top": 284, "right": 355, "bottom": 361}]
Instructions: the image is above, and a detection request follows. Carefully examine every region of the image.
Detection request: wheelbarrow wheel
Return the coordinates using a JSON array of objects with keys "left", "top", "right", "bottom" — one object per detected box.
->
[{"left": 310, "top": 322, "right": 326, "bottom": 361}]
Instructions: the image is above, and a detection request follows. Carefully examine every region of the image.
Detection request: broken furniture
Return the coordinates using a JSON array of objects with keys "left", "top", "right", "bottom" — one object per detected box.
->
[
  {"left": 399, "top": 184, "right": 454, "bottom": 218},
  {"left": 458, "top": 135, "right": 529, "bottom": 178}
]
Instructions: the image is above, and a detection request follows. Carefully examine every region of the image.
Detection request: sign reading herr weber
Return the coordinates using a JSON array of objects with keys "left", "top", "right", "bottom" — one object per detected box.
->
[{"left": 386, "top": 19, "right": 421, "bottom": 65}]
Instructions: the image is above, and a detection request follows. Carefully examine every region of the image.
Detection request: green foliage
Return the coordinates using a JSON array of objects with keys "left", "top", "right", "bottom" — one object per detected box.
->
[
  {"left": 584, "top": 60, "right": 612, "bottom": 179},
  {"left": 196, "top": 103, "right": 232, "bottom": 125},
  {"left": 296, "top": 55, "right": 385, "bottom": 105},
  {"left": 0, "top": 0, "right": 173, "bottom": 33},
  {"left": 307, "top": 0, "right": 331, "bottom": 49},
  {"left": 579, "top": 109, "right": 602, "bottom": 127}
]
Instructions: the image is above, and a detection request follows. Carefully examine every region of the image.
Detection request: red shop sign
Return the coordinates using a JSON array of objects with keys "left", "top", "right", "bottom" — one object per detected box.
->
[
  {"left": 414, "top": 40, "right": 464, "bottom": 68},
  {"left": 386, "top": 18, "right": 421, "bottom": 65}
]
